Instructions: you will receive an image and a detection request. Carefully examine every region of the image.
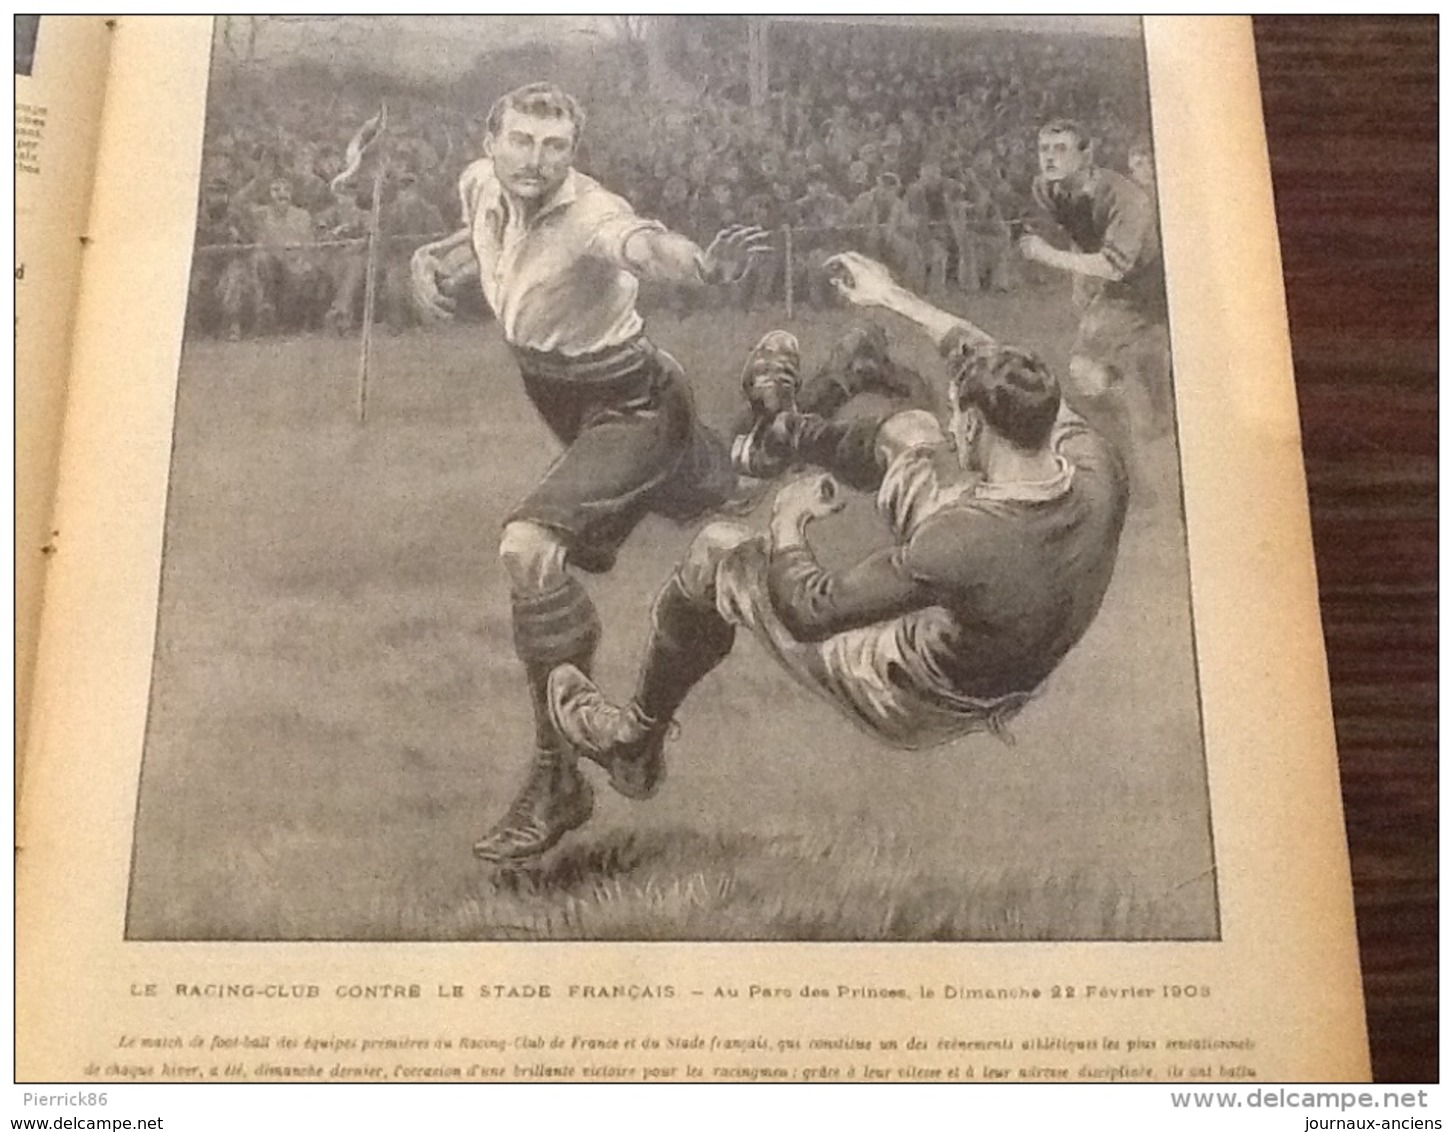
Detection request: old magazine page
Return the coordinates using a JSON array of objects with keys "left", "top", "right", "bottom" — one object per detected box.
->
[
  {"left": 14, "top": 15, "right": 114, "bottom": 777},
  {"left": 17, "top": 16, "right": 1368, "bottom": 1084}
]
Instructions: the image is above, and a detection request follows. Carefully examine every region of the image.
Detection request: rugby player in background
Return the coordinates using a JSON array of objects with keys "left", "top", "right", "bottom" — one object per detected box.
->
[{"left": 1019, "top": 119, "right": 1170, "bottom": 504}]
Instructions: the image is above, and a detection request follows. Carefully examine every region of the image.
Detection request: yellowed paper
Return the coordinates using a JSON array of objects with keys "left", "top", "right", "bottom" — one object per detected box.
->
[
  {"left": 14, "top": 15, "right": 113, "bottom": 779},
  {"left": 17, "top": 16, "right": 1368, "bottom": 1083}
]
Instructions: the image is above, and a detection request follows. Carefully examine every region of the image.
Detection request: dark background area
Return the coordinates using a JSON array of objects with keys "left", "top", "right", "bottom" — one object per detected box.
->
[
  {"left": 14, "top": 14, "right": 40, "bottom": 76},
  {"left": 1253, "top": 16, "right": 1437, "bottom": 1083}
]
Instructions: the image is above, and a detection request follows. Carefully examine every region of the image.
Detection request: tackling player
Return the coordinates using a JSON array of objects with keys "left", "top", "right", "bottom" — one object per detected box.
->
[
  {"left": 409, "top": 83, "right": 768, "bottom": 864},
  {"left": 545, "top": 252, "right": 1129, "bottom": 798}
]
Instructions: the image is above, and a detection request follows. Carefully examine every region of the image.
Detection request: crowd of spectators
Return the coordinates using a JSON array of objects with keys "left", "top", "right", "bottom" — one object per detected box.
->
[
  {"left": 189, "top": 87, "right": 473, "bottom": 339},
  {"left": 189, "top": 19, "right": 1154, "bottom": 338}
]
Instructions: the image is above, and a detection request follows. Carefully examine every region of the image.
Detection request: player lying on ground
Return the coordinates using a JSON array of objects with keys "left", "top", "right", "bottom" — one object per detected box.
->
[{"left": 547, "top": 251, "right": 1130, "bottom": 807}]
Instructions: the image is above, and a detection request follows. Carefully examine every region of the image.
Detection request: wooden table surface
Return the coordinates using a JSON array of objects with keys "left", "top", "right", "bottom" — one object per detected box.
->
[{"left": 1252, "top": 16, "right": 1438, "bottom": 1083}]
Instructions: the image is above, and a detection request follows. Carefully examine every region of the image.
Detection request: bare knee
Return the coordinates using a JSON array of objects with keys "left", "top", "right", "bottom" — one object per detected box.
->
[
  {"left": 1069, "top": 355, "right": 1114, "bottom": 398},
  {"left": 679, "top": 521, "right": 751, "bottom": 601},
  {"left": 876, "top": 409, "right": 944, "bottom": 464},
  {"left": 499, "top": 521, "right": 568, "bottom": 594}
]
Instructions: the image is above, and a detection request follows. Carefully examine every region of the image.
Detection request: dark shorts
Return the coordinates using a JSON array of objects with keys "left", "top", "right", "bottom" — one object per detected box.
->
[
  {"left": 1071, "top": 275, "right": 1170, "bottom": 392},
  {"left": 507, "top": 338, "right": 737, "bottom": 573}
]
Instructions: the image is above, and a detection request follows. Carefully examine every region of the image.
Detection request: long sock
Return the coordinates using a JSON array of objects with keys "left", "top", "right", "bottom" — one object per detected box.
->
[
  {"left": 797, "top": 371, "right": 853, "bottom": 419},
  {"left": 789, "top": 411, "right": 894, "bottom": 492},
  {"left": 1080, "top": 388, "right": 1152, "bottom": 504},
  {"left": 510, "top": 577, "right": 601, "bottom": 754},
  {"left": 880, "top": 360, "right": 936, "bottom": 412},
  {"left": 634, "top": 576, "right": 736, "bottom": 725},
  {"left": 800, "top": 357, "right": 934, "bottom": 418}
]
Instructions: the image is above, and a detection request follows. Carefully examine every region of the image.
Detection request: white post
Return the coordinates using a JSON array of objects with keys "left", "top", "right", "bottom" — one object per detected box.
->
[
  {"left": 356, "top": 160, "right": 385, "bottom": 424},
  {"left": 783, "top": 223, "right": 794, "bottom": 321},
  {"left": 748, "top": 18, "right": 768, "bottom": 107}
]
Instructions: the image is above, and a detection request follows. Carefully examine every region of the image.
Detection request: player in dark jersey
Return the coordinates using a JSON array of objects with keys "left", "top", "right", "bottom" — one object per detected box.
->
[
  {"left": 1019, "top": 118, "right": 1170, "bottom": 504},
  {"left": 545, "top": 251, "right": 1129, "bottom": 799}
]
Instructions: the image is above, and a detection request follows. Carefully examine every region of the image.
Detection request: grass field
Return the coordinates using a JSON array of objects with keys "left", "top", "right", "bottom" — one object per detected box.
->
[{"left": 126, "top": 290, "right": 1217, "bottom": 941}]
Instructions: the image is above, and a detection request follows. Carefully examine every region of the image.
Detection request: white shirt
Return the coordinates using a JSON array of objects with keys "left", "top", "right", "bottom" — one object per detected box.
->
[{"left": 459, "top": 161, "right": 664, "bottom": 356}]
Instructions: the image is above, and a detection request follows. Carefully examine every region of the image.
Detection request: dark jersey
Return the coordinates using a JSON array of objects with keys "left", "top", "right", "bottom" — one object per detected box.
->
[
  {"left": 770, "top": 418, "right": 1126, "bottom": 699},
  {"left": 895, "top": 420, "right": 1126, "bottom": 697},
  {"left": 767, "top": 335, "right": 1128, "bottom": 701},
  {"left": 1032, "top": 167, "right": 1164, "bottom": 316}
]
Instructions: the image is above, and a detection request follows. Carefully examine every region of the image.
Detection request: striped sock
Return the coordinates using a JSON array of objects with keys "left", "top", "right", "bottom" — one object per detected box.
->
[{"left": 511, "top": 577, "right": 602, "bottom": 753}]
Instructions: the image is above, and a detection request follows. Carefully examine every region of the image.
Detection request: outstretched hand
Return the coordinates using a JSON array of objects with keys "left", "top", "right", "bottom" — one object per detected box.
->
[
  {"left": 410, "top": 243, "right": 457, "bottom": 321},
  {"left": 1016, "top": 232, "right": 1054, "bottom": 264},
  {"left": 772, "top": 473, "right": 846, "bottom": 534},
  {"left": 823, "top": 251, "right": 899, "bottom": 309},
  {"left": 702, "top": 225, "right": 773, "bottom": 285}
]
